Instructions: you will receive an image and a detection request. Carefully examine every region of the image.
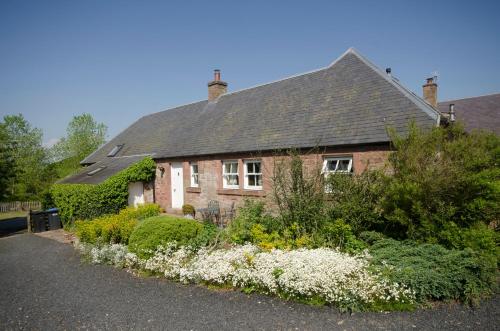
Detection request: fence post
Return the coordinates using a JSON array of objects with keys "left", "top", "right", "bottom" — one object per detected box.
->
[{"left": 27, "top": 209, "right": 32, "bottom": 233}]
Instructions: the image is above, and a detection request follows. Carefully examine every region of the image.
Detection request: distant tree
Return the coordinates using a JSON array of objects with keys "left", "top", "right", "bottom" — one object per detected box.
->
[
  {"left": 51, "top": 113, "right": 107, "bottom": 177},
  {"left": 2, "top": 114, "right": 48, "bottom": 200},
  {"left": 0, "top": 123, "right": 15, "bottom": 200}
]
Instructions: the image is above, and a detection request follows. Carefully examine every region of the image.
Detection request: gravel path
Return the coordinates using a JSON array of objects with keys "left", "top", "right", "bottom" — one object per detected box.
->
[{"left": 0, "top": 234, "right": 498, "bottom": 331}]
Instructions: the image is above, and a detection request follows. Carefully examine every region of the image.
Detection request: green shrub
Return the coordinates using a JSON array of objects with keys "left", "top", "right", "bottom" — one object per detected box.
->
[
  {"left": 182, "top": 204, "right": 196, "bottom": 216},
  {"left": 271, "top": 150, "right": 327, "bottom": 233},
  {"left": 188, "top": 221, "right": 219, "bottom": 249},
  {"left": 227, "top": 199, "right": 277, "bottom": 244},
  {"left": 381, "top": 122, "right": 500, "bottom": 241},
  {"left": 74, "top": 204, "right": 161, "bottom": 245},
  {"left": 369, "top": 239, "right": 497, "bottom": 304},
  {"left": 325, "top": 172, "right": 384, "bottom": 234},
  {"left": 314, "top": 219, "right": 366, "bottom": 252},
  {"left": 129, "top": 215, "right": 203, "bottom": 258},
  {"left": 51, "top": 157, "right": 156, "bottom": 223},
  {"left": 359, "top": 231, "right": 386, "bottom": 245}
]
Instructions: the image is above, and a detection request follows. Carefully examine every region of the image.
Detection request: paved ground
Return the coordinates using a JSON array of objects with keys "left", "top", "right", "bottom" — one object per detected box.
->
[{"left": 0, "top": 234, "right": 498, "bottom": 331}]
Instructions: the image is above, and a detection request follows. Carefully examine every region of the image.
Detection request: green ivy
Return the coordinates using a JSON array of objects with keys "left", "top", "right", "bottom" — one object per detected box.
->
[{"left": 50, "top": 157, "right": 156, "bottom": 223}]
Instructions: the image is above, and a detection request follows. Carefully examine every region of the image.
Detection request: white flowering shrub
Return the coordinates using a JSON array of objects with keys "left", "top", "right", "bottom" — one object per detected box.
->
[
  {"left": 75, "top": 242, "right": 139, "bottom": 269},
  {"left": 75, "top": 242, "right": 414, "bottom": 310}
]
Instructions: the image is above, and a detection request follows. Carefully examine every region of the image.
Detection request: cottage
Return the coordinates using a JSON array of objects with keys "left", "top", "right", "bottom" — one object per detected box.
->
[{"left": 60, "top": 48, "right": 443, "bottom": 212}]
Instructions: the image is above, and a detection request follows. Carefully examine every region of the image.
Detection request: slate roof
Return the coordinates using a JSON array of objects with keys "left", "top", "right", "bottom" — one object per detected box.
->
[
  {"left": 68, "top": 48, "right": 440, "bottom": 184},
  {"left": 59, "top": 155, "right": 148, "bottom": 184},
  {"left": 83, "top": 48, "right": 440, "bottom": 165},
  {"left": 438, "top": 93, "right": 500, "bottom": 135}
]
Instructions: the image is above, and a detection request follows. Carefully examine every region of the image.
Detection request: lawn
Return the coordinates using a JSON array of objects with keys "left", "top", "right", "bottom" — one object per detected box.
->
[{"left": 0, "top": 211, "right": 27, "bottom": 221}]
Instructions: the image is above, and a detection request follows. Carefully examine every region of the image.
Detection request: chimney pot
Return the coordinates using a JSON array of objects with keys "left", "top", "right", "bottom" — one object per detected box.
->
[
  {"left": 422, "top": 77, "right": 438, "bottom": 108},
  {"left": 208, "top": 69, "right": 227, "bottom": 101},
  {"left": 214, "top": 69, "right": 221, "bottom": 81},
  {"left": 449, "top": 104, "right": 456, "bottom": 122},
  {"left": 386, "top": 68, "right": 391, "bottom": 76}
]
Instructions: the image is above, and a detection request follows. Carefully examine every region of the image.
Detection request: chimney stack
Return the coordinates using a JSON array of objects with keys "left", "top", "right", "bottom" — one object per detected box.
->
[
  {"left": 422, "top": 77, "right": 438, "bottom": 108},
  {"left": 208, "top": 69, "right": 227, "bottom": 101}
]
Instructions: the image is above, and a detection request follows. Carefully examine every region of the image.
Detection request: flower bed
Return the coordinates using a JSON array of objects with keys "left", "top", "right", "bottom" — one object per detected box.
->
[{"left": 76, "top": 242, "right": 415, "bottom": 311}]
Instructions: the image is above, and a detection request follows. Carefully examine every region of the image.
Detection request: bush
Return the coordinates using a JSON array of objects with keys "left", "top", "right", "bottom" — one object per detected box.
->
[
  {"left": 271, "top": 150, "right": 327, "bottom": 233},
  {"left": 325, "top": 171, "right": 384, "bottom": 234},
  {"left": 314, "top": 219, "right": 366, "bottom": 253},
  {"left": 188, "top": 221, "right": 219, "bottom": 249},
  {"left": 182, "top": 204, "right": 196, "bottom": 217},
  {"left": 51, "top": 157, "right": 156, "bottom": 223},
  {"left": 368, "top": 239, "right": 498, "bottom": 303},
  {"left": 359, "top": 231, "right": 386, "bottom": 245},
  {"left": 128, "top": 215, "right": 203, "bottom": 258},
  {"left": 75, "top": 204, "right": 161, "bottom": 245},
  {"left": 381, "top": 122, "right": 500, "bottom": 241},
  {"left": 227, "top": 199, "right": 277, "bottom": 244}
]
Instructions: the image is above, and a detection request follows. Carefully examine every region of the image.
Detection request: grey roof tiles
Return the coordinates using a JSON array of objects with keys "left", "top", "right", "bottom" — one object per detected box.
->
[{"left": 438, "top": 93, "right": 500, "bottom": 134}]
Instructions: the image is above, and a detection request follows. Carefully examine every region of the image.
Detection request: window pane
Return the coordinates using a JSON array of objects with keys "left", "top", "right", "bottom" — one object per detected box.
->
[
  {"left": 338, "top": 160, "right": 350, "bottom": 171},
  {"left": 256, "top": 175, "right": 262, "bottom": 186},
  {"left": 249, "top": 175, "right": 255, "bottom": 186},
  {"left": 192, "top": 164, "right": 198, "bottom": 174},
  {"left": 254, "top": 162, "right": 261, "bottom": 174},
  {"left": 227, "top": 175, "right": 238, "bottom": 185},
  {"left": 193, "top": 174, "right": 199, "bottom": 185},
  {"left": 231, "top": 163, "right": 238, "bottom": 174},
  {"left": 247, "top": 162, "right": 254, "bottom": 173},
  {"left": 327, "top": 160, "right": 337, "bottom": 171},
  {"left": 224, "top": 163, "right": 231, "bottom": 173}
]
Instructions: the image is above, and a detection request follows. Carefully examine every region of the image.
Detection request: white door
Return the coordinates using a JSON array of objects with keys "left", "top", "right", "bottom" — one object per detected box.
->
[
  {"left": 128, "top": 182, "right": 144, "bottom": 207},
  {"left": 171, "top": 162, "right": 184, "bottom": 209}
]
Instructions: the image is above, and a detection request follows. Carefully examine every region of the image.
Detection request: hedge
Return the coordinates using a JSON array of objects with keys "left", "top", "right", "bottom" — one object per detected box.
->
[{"left": 51, "top": 157, "right": 156, "bottom": 223}]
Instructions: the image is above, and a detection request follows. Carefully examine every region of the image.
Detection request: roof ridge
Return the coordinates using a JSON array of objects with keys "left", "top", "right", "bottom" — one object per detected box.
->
[{"left": 438, "top": 92, "right": 500, "bottom": 104}]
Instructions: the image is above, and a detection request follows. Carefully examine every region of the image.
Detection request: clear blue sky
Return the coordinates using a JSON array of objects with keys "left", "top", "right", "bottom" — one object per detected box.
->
[{"left": 1, "top": 0, "right": 499, "bottom": 146}]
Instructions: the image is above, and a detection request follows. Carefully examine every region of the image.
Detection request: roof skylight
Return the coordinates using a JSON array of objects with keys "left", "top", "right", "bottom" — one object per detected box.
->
[
  {"left": 87, "top": 166, "right": 106, "bottom": 176},
  {"left": 107, "top": 144, "right": 124, "bottom": 157}
]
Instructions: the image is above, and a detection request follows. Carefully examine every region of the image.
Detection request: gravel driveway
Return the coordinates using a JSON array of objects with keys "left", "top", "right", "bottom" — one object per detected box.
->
[{"left": 0, "top": 234, "right": 498, "bottom": 331}]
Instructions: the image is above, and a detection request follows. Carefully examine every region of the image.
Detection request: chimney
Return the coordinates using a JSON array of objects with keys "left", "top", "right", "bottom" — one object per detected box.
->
[
  {"left": 208, "top": 69, "right": 227, "bottom": 101},
  {"left": 422, "top": 77, "right": 438, "bottom": 108}
]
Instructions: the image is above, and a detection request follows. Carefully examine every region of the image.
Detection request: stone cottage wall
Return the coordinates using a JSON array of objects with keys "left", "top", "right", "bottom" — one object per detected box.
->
[{"left": 153, "top": 144, "right": 390, "bottom": 213}]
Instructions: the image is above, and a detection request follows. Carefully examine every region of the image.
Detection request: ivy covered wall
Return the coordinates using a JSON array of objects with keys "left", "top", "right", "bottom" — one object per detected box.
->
[{"left": 50, "top": 157, "right": 156, "bottom": 222}]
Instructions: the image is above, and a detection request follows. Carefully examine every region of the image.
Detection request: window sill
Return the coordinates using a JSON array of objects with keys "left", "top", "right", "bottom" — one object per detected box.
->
[
  {"left": 216, "top": 189, "right": 266, "bottom": 197},
  {"left": 186, "top": 187, "right": 201, "bottom": 193}
]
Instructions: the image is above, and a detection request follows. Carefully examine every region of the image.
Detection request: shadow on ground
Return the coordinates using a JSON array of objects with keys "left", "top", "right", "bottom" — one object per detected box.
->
[{"left": 0, "top": 217, "right": 27, "bottom": 237}]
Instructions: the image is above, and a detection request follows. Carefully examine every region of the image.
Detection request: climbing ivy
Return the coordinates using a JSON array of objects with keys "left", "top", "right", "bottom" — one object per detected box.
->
[{"left": 50, "top": 157, "right": 156, "bottom": 223}]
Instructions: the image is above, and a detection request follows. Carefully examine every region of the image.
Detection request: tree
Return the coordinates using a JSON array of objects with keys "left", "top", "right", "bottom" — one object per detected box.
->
[
  {"left": 0, "top": 123, "right": 15, "bottom": 200},
  {"left": 2, "top": 114, "right": 48, "bottom": 200},
  {"left": 51, "top": 113, "right": 107, "bottom": 177}
]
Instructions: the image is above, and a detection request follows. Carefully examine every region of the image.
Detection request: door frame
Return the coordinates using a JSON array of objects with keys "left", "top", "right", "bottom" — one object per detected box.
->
[{"left": 170, "top": 162, "right": 184, "bottom": 209}]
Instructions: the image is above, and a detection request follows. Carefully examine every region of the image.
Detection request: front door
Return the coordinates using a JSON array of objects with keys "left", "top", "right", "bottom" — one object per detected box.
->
[{"left": 170, "top": 162, "right": 184, "bottom": 209}]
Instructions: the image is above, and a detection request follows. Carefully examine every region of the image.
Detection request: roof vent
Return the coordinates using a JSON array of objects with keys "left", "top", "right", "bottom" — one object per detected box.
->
[
  {"left": 87, "top": 166, "right": 106, "bottom": 176},
  {"left": 107, "top": 144, "right": 123, "bottom": 157},
  {"left": 386, "top": 68, "right": 391, "bottom": 76}
]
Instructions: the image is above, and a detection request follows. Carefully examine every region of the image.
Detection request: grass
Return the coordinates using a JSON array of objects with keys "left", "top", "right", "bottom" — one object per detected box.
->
[{"left": 0, "top": 211, "right": 27, "bottom": 221}]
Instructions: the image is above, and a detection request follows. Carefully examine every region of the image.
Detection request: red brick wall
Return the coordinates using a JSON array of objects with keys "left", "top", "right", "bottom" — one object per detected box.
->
[{"left": 153, "top": 144, "right": 391, "bottom": 212}]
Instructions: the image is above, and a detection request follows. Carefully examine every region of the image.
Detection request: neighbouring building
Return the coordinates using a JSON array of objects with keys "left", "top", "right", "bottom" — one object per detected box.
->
[
  {"left": 438, "top": 93, "right": 500, "bottom": 135},
  {"left": 61, "top": 48, "right": 449, "bottom": 213}
]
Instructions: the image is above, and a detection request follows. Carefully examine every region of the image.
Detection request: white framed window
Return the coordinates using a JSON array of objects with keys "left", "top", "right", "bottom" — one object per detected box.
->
[
  {"left": 222, "top": 160, "right": 239, "bottom": 189},
  {"left": 190, "top": 162, "right": 199, "bottom": 187},
  {"left": 244, "top": 160, "right": 262, "bottom": 190},
  {"left": 323, "top": 157, "right": 353, "bottom": 176}
]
